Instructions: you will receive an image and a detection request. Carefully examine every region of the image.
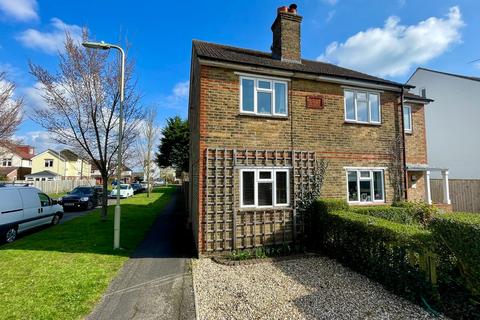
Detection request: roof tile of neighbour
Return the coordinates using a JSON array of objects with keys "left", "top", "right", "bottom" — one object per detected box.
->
[
  {"left": 193, "top": 40, "right": 408, "bottom": 88},
  {"left": 0, "top": 167, "right": 18, "bottom": 176},
  {"left": 404, "top": 92, "right": 433, "bottom": 102},
  {"left": 3, "top": 144, "right": 34, "bottom": 160},
  {"left": 60, "top": 149, "right": 79, "bottom": 161},
  {"left": 413, "top": 67, "right": 480, "bottom": 83}
]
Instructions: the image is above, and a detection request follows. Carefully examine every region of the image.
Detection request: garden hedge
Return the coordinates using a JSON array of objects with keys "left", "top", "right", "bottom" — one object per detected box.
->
[{"left": 308, "top": 200, "right": 480, "bottom": 318}]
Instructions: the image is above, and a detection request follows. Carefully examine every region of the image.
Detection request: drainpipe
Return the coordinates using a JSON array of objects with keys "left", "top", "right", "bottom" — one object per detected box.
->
[{"left": 400, "top": 87, "right": 408, "bottom": 201}]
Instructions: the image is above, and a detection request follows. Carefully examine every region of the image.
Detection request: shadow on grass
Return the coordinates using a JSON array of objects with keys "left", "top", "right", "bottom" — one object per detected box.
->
[{"left": 0, "top": 186, "right": 193, "bottom": 258}]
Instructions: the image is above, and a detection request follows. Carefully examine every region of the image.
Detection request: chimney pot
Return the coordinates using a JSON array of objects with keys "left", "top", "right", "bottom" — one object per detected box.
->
[
  {"left": 288, "top": 3, "right": 297, "bottom": 14},
  {"left": 278, "top": 6, "right": 288, "bottom": 13}
]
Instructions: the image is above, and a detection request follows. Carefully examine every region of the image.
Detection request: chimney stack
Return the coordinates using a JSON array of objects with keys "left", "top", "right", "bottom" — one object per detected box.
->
[{"left": 271, "top": 4, "right": 302, "bottom": 63}]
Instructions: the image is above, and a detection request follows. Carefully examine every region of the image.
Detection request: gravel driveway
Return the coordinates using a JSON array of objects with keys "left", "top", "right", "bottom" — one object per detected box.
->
[{"left": 193, "top": 256, "right": 444, "bottom": 320}]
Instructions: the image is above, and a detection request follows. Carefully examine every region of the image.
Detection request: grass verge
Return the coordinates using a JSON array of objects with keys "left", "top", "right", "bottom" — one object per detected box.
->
[{"left": 0, "top": 186, "right": 176, "bottom": 320}]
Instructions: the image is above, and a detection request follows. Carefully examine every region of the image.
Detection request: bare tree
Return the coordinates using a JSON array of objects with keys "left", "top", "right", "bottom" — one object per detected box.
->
[
  {"left": 0, "top": 72, "right": 23, "bottom": 151},
  {"left": 29, "top": 31, "right": 143, "bottom": 220},
  {"left": 136, "top": 107, "right": 160, "bottom": 197}
]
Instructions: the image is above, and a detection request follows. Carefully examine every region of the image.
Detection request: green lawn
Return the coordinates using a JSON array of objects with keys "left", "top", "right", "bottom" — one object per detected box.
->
[{"left": 0, "top": 186, "right": 176, "bottom": 320}]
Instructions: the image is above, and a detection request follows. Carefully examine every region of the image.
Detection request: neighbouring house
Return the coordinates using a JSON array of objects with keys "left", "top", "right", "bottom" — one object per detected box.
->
[
  {"left": 188, "top": 4, "right": 451, "bottom": 254},
  {"left": 0, "top": 144, "right": 34, "bottom": 181},
  {"left": 28, "top": 149, "right": 91, "bottom": 181},
  {"left": 90, "top": 162, "right": 133, "bottom": 185},
  {"left": 407, "top": 67, "right": 480, "bottom": 179}
]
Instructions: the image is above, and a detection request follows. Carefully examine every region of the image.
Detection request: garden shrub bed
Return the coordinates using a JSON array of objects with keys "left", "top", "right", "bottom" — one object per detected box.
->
[{"left": 307, "top": 199, "right": 480, "bottom": 319}]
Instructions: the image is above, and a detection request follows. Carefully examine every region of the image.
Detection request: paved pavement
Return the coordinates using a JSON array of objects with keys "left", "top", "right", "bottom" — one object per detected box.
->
[{"left": 87, "top": 192, "right": 196, "bottom": 320}]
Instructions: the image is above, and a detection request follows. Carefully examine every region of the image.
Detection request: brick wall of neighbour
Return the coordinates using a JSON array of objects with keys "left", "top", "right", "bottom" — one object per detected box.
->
[
  {"left": 191, "top": 64, "right": 429, "bottom": 253},
  {"left": 405, "top": 103, "right": 428, "bottom": 165}
]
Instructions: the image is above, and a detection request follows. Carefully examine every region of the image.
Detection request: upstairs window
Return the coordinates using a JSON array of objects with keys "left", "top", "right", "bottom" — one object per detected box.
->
[
  {"left": 240, "top": 76, "right": 288, "bottom": 116},
  {"left": 344, "top": 89, "right": 381, "bottom": 124},
  {"left": 1, "top": 158, "right": 12, "bottom": 167},
  {"left": 403, "top": 105, "right": 412, "bottom": 133},
  {"left": 45, "top": 159, "right": 54, "bottom": 167},
  {"left": 240, "top": 168, "right": 289, "bottom": 208}
]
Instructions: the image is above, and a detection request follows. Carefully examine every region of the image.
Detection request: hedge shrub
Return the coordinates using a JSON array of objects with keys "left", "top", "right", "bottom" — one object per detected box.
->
[
  {"left": 351, "top": 206, "right": 416, "bottom": 224},
  {"left": 430, "top": 213, "right": 480, "bottom": 299},
  {"left": 313, "top": 198, "right": 349, "bottom": 215}
]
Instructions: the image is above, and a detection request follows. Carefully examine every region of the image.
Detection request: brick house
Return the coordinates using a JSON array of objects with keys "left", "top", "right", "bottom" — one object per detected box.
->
[{"left": 188, "top": 4, "right": 451, "bottom": 254}]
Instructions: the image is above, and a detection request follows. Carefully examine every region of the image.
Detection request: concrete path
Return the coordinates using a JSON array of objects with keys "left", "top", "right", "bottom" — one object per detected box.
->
[{"left": 87, "top": 193, "right": 196, "bottom": 320}]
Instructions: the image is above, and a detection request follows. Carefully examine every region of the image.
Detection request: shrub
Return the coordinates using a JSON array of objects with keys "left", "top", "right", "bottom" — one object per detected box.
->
[
  {"left": 393, "top": 201, "right": 439, "bottom": 226},
  {"left": 310, "top": 209, "right": 434, "bottom": 302},
  {"left": 430, "top": 213, "right": 480, "bottom": 298},
  {"left": 314, "top": 198, "right": 349, "bottom": 215},
  {"left": 352, "top": 206, "right": 416, "bottom": 224}
]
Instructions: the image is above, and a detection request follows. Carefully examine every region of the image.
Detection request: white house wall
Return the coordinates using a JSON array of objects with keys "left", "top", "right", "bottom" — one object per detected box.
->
[{"left": 408, "top": 70, "right": 480, "bottom": 179}]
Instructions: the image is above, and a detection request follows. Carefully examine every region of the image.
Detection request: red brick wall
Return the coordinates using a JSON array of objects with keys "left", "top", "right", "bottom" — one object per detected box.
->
[{"left": 405, "top": 103, "right": 428, "bottom": 165}]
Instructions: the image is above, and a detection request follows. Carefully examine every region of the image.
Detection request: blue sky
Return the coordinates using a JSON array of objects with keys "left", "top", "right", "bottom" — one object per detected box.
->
[{"left": 0, "top": 0, "right": 479, "bottom": 152}]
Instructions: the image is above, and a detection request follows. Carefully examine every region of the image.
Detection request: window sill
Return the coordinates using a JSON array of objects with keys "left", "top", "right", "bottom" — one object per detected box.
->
[
  {"left": 237, "top": 113, "right": 289, "bottom": 120},
  {"left": 239, "top": 206, "right": 293, "bottom": 211},
  {"left": 344, "top": 120, "right": 382, "bottom": 126}
]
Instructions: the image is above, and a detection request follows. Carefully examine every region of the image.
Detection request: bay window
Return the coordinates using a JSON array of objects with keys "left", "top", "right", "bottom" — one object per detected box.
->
[
  {"left": 240, "top": 168, "right": 289, "bottom": 208},
  {"left": 346, "top": 168, "right": 384, "bottom": 203},
  {"left": 240, "top": 76, "right": 288, "bottom": 116},
  {"left": 344, "top": 89, "right": 381, "bottom": 124}
]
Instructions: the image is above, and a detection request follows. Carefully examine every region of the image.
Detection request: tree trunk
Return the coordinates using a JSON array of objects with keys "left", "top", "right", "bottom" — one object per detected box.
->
[
  {"left": 101, "top": 173, "right": 109, "bottom": 221},
  {"left": 147, "top": 153, "right": 151, "bottom": 198}
]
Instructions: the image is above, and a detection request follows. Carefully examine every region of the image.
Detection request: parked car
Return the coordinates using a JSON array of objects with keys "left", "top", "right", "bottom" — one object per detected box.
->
[
  {"left": 131, "top": 183, "right": 142, "bottom": 194},
  {"left": 109, "top": 184, "right": 134, "bottom": 198},
  {"left": 153, "top": 180, "right": 165, "bottom": 187},
  {"left": 0, "top": 186, "right": 63, "bottom": 243},
  {"left": 59, "top": 186, "right": 100, "bottom": 211}
]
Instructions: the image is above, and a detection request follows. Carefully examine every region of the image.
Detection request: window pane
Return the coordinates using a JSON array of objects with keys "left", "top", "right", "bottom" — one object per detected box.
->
[
  {"left": 404, "top": 106, "right": 411, "bottom": 131},
  {"left": 357, "top": 100, "right": 368, "bottom": 122},
  {"left": 242, "top": 79, "right": 254, "bottom": 112},
  {"left": 374, "top": 171, "right": 384, "bottom": 200},
  {"left": 258, "top": 92, "right": 272, "bottom": 114},
  {"left": 360, "top": 171, "right": 370, "bottom": 178},
  {"left": 348, "top": 171, "right": 358, "bottom": 201},
  {"left": 259, "top": 171, "right": 271, "bottom": 179},
  {"left": 276, "top": 171, "right": 288, "bottom": 204},
  {"left": 345, "top": 91, "right": 355, "bottom": 120},
  {"left": 242, "top": 171, "right": 255, "bottom": 205},
  {"left": 369, "top": 94, "right": 380, "bottom": 122},
  {"left": 274, "top": 82, "right": 287, "bottom": 115},
  {"left": 359, "top": 180, "right": 372, "bottom": 202},
  {"left": 258, "top": 182, "right": 273, "bottom": 206},
  {"left": 258, "top": 80, "right": 271, "bottom": 89}
]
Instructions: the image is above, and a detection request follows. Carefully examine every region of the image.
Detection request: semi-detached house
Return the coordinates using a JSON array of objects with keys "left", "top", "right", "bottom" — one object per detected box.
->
[{"left": 188, "top": 4, "right": 451, "bottom": 255}]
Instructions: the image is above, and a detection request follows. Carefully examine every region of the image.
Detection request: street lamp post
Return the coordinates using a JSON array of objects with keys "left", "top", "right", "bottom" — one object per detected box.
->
[{"left": 82, "top": 41, "right": 125, "bottom": 250}]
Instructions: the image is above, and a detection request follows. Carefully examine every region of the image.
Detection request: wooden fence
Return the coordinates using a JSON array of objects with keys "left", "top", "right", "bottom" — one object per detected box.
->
[
  {"left": 431, "top": 179, "right": 480, "bottom": 213},
  {"left": 0, "top": 179, "right": 97, "bottom": 195}
]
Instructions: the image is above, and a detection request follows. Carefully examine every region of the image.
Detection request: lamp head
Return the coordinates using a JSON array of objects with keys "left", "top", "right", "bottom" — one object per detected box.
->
[{"left": 82, "top": 41, "right": 111, "bottom": 50}]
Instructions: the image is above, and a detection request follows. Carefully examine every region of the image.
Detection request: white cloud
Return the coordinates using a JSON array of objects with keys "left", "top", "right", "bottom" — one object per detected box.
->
[
  {"left": 0, "top": 0, "right": 38, "bottom": 21},
  {"left": 23, "top": 82, "right": 49, "bottom": 112},
  {"left": 15, "top": 130, "right": 58, "bottom": 153},
  {"left": 17, "top": 18, "right": 82, "bottom": 54},
  {"left": 474, "top": 62, "right": 480, "bottom": 70},
  {"left": 159, "top": 81, "right": 189, "bottom": 110},
  {"left": 318, "top": 6, "right": 464, "bottom": 77}
]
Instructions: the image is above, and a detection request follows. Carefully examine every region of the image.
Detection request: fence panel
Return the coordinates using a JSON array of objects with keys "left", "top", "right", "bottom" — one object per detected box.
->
[
  {"left": 1, "top": 179, "right": 96, "bottom": 194},
  {"left": 431, "top": 179, "right": 480, "bottom": 213}
]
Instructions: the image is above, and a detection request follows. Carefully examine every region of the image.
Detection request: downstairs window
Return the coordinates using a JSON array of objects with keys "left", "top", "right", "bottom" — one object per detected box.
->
[
  {"left": 240, "top": 168, "right": 289, "bottom": 208},
  {"left": 347, "top": 169, "right": 384, "bottom": 203}
]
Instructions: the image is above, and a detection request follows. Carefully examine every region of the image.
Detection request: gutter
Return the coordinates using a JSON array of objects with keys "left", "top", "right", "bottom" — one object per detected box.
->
[{"left": 400, "top": 87, "right": 408, "bottom": 200}]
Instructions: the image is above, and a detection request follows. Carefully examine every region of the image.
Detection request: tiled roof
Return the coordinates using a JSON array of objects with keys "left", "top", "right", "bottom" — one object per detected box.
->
[
  {"left": 6, "top": 145, "right": 34, "bottom": 160},
  {"left": 193, "top": 40, "right": 408, "bottom": 88}
]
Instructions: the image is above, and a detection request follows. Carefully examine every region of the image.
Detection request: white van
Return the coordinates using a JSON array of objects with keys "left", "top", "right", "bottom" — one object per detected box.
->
[{"left": 0, "top": 186, "right": 64, "bottom": 243}]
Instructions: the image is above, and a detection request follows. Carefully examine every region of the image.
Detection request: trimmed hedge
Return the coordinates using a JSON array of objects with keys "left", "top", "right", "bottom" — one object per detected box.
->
[
  {"left": 431, "top": 213, "right": 480, "bottom": 298},
  {"left": 351, "top": 206, "right": 416, "bottom": 224},
  {"left": 311, "top": 206, "right": 433, "bottom": 302},
  {"left": 308, "top": 200, "right": 480, "bottom": 318}
]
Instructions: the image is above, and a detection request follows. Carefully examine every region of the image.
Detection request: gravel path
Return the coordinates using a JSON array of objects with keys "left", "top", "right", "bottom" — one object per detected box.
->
[{"left": 193, "top": 256, "right": 444, "bottom": 320}]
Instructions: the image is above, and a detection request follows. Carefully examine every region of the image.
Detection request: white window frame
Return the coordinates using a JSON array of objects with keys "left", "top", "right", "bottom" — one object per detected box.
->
[
  {"left": 240, "top": 75, "right": 288, "bottom": 117},
  {"left": 240, "top": 168, "right": 290, "bottom": 208},
  {"left": 45, "top": 159, "right": 54, "bottom": 167},
  {"left": 1, "top": 158, "right": 12, "bottom": 167},
  {"left": 346, "top": 168, "right": 385, "bottom": 204},
  {"left": 344, "top": 89, "right": 381, "bottom": 124},
  {"left": 403, "top": 105, "right": 412, "bottom": 133}
]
